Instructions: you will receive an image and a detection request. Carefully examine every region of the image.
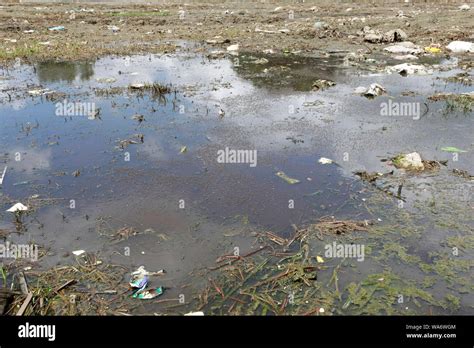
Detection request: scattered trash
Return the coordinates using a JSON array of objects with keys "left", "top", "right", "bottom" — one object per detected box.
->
[
  {"left": 316, "top": 256, "right": 325, "bottom": 263},
  {"left": 72, "top": 170, "right": 80, "bottom": 177},
  {"left": 312, "top": 79, "right": 336, "bottom": 91},
  {"left": 391, "top": 152, "right": 424, "bottom": 170},
  {"left": 389, "top": 153, "right": 447, "bottom": 173},
  {"left": 276, "top": 171, "right": 300, "bottom": 184},
  {"left": 129, "top": 269, "right": 148, "bottom": 291},
  {"left": 132, "top": 287, "right": 164, "bottom": 300},
  {"left": 386, "top": 63, "right": 432, "bottom": 76},
  {"left": 129, "top": 266, "right": 165, "bottom": 300},
  {"left": 424, "top": 46, "right": 441, "bottom": 54},
  {"left": 6, "top": 203, "right": 28, "bottom": 213},
  {"left": 129, "top": 83, "right": 145, "bottom": 89},
  {"left": 318, "top": 157, "right": 333, "bottom": 164},
  {"left": 459, "top": 4, "right": 470, "bottom": 11},
  {"left": 23, "top": 30, "right": 35, "bottom": 34},
  {"left": 48, "top": 26, "right": 65, "bottom": 31},
  {"left": 180, "top": 146, "right": 187, "bottom": 154},
  {"left": 185, "top": 311, "right": 205, "bottom": 316},
  {"left": 72, "top": 250, "right": 86, "bottom": 256},
  {"left": 354, "top": 83, "right": 386, "bottom": 97},
  {"left": 446, "top": 41, "right": 474, "bottom": 53},
  {"left": 441, "top": 146, "right": 467, "bottom": 153},
  {"left": 384, "top": 42, "right": 422, "bottom": 55}
]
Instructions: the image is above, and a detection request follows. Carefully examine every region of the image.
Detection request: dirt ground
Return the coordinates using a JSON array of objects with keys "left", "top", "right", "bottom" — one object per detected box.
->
[{"left": 0, "top": 1, "right": 473, "bottom": 62}]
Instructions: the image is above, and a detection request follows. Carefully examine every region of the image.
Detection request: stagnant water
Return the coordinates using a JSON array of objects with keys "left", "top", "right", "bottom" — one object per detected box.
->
[{"left": 0, "top": 52, "right": 472, "bottom": 314}]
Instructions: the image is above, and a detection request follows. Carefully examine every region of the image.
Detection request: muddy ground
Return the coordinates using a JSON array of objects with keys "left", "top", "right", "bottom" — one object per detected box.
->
[
  {"left": 0, "top": 1, "right": 473, "bottom": 316},
  {"left": 0, "top": 2, "right": 473, "bottom": 61}
]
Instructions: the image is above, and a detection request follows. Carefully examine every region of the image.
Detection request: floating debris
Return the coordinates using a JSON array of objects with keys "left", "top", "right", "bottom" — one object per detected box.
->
[
  {"left": 384, "top": 42, "right": 422, "bottom": 55},
  {"left": 452, "top": 169, "right": 474, "bottom": 179},
  {"left": 390, "top": 153, "right": 447, "bottom": 172},
  {"left": 386, "top": 63, "right": 432, "bottom": 76},
  {"left": 276, "top": 171, "right": 300, "bottom": 184},
  {"left": 72, "top": 250, "right": 86, "bottom": 256},
  {"left": 354, "top": 83, "right": 386, "bottom": 98},
  {"left": 185, "top": 311, "right": 205, "bottom": 316},
  {"left": 48, "top": 26, "right": 65, "bottom": 31},
  {"left": 6, "top": 203, "right": 28, "bottom": 213},
  {"left": 441, "top": 146, "right": 467, "bottom": 153},
  {"left": 312, "top": 79, "right": 336, "bottom": 91},
  {"left": 132, "top": 287, "right": 163, "bottom": 300},
  {"left": 318, "top": 157, "right": 334, "bottom": 165},
  {"left": 392, "top": 152, "right": 424, "bottom": 170}
]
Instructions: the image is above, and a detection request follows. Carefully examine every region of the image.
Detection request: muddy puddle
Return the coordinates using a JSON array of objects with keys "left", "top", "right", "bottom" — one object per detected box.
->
[{"left": 0, "top": 51, "right": 472, "bottom": 315}]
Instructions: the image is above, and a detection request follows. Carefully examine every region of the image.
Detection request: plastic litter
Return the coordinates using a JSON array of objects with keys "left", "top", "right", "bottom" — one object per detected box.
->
[
  {"left": 446, "top": 41, "right": 474, "bottom": 53},
  {"left": 318, "top": 157, "right": 333, "bottom": 165},
  {"left": 385, "top": 63, "right": 432, "bottom": 76},
  {"left": 276, "top": 171, "right": 300, "bottom": 184},
  {"left": 72, "top": 250, "right": 85, "bottom": 256},
  {"left": 185, "top": 311, "right": 205, "bottom": 316},
  {"left": 48, "top": 26, "right": 65, "bottom": 31},
  {"left": 6, "top": 203, "right": 28, "bottom": 213},
  {"left": 424, "top": 46, "right": 441, "bottom": 54},
  {"left": 384, "top": 42, "right": 422, "bottom": 55},
  {"left": 132, "top": 287, "right": 163, "bottom": 300},
  {"left": 354, "top": 83, "right": 386, "bottom": 97},
  {"left": 129, "top": 266, "right": 165, "bottom": 299},
  {"left": 392, "top": 152, "right": 424, "bottom": 170}
]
